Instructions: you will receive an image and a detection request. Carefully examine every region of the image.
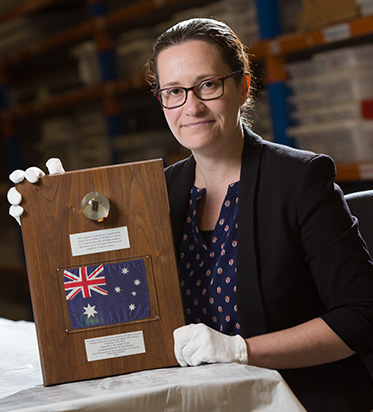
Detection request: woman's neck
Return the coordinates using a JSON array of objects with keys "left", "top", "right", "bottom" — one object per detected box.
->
[{"left": 193, "top": 136, "right": 243, "bottom": 191}]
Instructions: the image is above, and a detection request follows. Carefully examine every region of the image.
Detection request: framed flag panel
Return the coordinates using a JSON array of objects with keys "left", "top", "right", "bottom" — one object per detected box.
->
[
  {"left": 58, "top": 256, "right": 160, "bottom": 332},
  {"left": 16, "top": 159, "right": 185, "bottom": 385}
]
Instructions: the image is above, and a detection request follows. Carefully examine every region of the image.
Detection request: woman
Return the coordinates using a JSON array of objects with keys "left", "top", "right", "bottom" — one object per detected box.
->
[
  {"left": 8, "top": 18, "right": 373, "bottom": 411},
  {"left": 144, "top": 18, "right": 373, "bottom": 411}
]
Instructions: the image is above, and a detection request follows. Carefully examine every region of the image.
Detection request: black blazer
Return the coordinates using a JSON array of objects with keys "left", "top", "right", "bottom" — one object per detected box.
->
[{"left": 165, "top": 126, "right": 373, "bottom": 412}]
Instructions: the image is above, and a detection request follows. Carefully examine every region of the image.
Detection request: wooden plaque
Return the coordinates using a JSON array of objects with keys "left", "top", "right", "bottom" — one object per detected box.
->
[{"left": 17, "top": 159, "right": 185, "bottom": 386}]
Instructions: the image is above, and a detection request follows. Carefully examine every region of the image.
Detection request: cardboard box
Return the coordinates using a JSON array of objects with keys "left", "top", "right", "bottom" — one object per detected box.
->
[{"left": 298, "top": 0, "right": 359, "bottom": 31}]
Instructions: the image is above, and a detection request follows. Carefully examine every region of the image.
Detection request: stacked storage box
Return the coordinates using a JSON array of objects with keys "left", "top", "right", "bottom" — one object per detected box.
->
[
  {"left": 70, "top": 41, "right": 101, "bottom": 86},
  {"left": 171, "top": 0, "right": 260, "bottom": 46},
  {"left": 115, "top": 27, "right": 155, "bottom": 79},
  {"left": 38, "top": 106, "right": 112, "bottom": 171},
  {"left": 297, "top": 0, "right": 359, "bottom": 31},
  {"left": 0, "top": 0, "right": 20, "bottom": 13},
  {"left": 356, "top": 0, "right": 373, "bottom": 16},
  {"left": 286, "top": 44, "right": 373, "bottom": 163},
  {"left": 0, "top": 17, "right": 42, "bottom": 57}
]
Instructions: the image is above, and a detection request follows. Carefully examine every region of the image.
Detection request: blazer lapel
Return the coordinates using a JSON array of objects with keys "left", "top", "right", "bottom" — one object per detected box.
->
[
  {"left": 165, "top": 155, "right": 196, "bottom": 251},
  {"left": 237, "top": 127, "right": 268, "bottom": 337}
]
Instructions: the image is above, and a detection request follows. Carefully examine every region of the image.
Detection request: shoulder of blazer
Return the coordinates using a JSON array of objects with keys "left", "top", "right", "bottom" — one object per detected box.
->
[
  {"left": 240, "top": 124, "right": 332, "bottom": 198},
  {"left": 244, "top": 125, "right": 336, "bottom": 179},
  {"left": 165, "top": 155, "right": 195, "bottom": 186},
  {"left": 245, "top": 126, "right": 316, "bottom": 162}
]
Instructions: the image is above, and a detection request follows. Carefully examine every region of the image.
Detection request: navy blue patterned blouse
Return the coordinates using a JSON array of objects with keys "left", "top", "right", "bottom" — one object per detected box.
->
[{"left": 178, "top": 182, "right": 241, "bottom": 336}]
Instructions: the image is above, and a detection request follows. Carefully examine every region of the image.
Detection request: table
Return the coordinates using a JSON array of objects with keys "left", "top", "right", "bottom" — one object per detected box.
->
[{"left": 0, "top": 318, "right": 306, "bottom": 412}]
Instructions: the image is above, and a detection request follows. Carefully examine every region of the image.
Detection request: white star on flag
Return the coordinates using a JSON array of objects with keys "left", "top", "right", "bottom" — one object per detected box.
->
[
  {"left": 129, "top": 303, "right": 136, "bottom": 311},
  {"left": 134, "top": 279, "right": 141, "bottom": 286},
  {"left": 115, "top": 286, "right": 121, "bottom": 293},
  {"left": 83, "top": 303, "right": 98, "bottom": 318},
  {"left": 121, "top": 267, "right": 129, "bottom": 275},
  {"left": 132, "top": 291, "right": 137, "bottom": 296}
]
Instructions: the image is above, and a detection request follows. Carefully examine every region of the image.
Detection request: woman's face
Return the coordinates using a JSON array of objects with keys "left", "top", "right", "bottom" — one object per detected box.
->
[{"left": 156, "top": 40, "right": 249, "bottom": 157}]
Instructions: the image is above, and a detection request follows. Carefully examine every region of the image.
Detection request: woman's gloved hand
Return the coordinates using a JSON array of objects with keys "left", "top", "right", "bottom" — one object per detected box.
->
[
  {"left": 173, "top": 323, "right": 248, "bottom": 367},
  {"left": 8, "top": 158, "right": 65, "bottom": 225}
]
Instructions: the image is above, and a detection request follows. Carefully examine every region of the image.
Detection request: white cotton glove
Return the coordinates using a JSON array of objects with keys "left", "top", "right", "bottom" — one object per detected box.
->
[
  {"left": 8, "top": 158, "right": 65, "bottom": 225},
  {"left": 174, "top": 323, "right": 248, "bottom": 367}
]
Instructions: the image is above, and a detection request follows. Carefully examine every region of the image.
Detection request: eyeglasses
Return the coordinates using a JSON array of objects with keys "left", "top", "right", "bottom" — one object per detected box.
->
[{"left": 153, "top": 71, "right": 241, "bottom": 109}]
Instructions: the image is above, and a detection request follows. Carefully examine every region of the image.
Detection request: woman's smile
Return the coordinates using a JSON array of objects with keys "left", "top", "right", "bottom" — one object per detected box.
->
[{"left": 182, "top": 120, "right": 214, "bottom": 128}]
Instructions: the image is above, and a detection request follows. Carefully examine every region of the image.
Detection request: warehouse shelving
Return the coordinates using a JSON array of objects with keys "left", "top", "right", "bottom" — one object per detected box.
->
[
  {"left": 1, "top": 7, "right": 373, "bottom": 176},
  {"left": 0, "top": 0, "right": 187, "bottom": 67},
  {"left": 0, "top": 0, "right": 217, "bottom": 170},
  {"left": 1, "top": 2, "right": 372, "bottom": 178},
  {"left": 251, "top": 9, "right": 373, "bottom": 183},
  {"left": 251, "top": 14, "right": 373, "bottom": 78}
]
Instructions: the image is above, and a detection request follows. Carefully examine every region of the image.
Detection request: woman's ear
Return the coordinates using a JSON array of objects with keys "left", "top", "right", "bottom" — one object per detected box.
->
[{"left": 240, "top": 72, "right": 251, "bottom": 105}]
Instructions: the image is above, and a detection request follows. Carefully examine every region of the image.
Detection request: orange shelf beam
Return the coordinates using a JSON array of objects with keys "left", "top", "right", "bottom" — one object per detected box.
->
[
  {"left": 0, "top": 0, "right": 61, "bottom": 25},
  {"left": 336, "top": 163, "right": 373, "bottom": 182},
  {"left": 248, "top": 42, "right": 287, "bottom": 83},
  {"left": 0, "top": 73, "right": 147, "bottom": 119},
  {"left": 1, "top": 85, "right": 103, "bottom": 117},
  {"left": 103, "top": 0, "right": 183, "bottom": 30},
  {"left": 270, "top": 15, "right": 373, "bottom": 56}
]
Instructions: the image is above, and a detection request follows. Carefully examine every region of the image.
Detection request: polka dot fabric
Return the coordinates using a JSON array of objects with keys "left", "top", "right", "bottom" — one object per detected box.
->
[{"left": 178, "top": 182, "right": 241, "bottom": 336}]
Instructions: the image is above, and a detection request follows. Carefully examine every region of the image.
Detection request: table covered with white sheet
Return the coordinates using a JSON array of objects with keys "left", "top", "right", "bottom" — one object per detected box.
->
[{"left": 0, "top": 318, "right": 305, "bottom": 412}]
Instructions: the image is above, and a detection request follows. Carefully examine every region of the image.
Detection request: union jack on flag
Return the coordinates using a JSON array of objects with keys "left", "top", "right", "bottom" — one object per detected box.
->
[
  {"left": 64, "top": 265, "right": 108, "bottom": 300},
  {"left": 62, "top": 259, "right": 150, "bottom": 330}
]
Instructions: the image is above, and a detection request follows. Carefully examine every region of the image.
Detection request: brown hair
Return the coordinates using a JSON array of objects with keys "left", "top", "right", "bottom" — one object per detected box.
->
[{"left": 145, "top": 18, "right": 254, "bottom": 124}]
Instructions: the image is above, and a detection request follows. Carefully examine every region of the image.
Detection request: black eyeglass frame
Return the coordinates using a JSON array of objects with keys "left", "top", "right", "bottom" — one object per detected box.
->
[{"left": 153, "top": 70, "right": 242, "bottom": 109}]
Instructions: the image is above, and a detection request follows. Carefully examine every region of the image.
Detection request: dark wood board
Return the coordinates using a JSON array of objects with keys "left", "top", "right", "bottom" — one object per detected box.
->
[{"left": 17, "top": 159, "right": 185, "bottom": 385}]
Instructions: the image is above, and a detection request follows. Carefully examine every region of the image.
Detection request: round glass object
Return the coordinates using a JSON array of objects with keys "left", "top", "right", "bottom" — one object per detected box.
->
[{"left": 81, "top": 192, "right": 110, "bottom": 221}]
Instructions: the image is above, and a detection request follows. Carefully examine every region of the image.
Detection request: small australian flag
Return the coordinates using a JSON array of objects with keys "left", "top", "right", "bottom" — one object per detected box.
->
[{"left": 63, "top": 259, "right": 150, "bottom": 329}]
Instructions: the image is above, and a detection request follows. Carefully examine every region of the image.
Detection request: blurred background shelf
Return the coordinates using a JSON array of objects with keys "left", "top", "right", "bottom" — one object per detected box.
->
[
  {"left": 0, "top": 72, "right": 147, "bottom": 118},
  {"left": 337, "top": 162, "right": 373, "bottom": 182}
]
